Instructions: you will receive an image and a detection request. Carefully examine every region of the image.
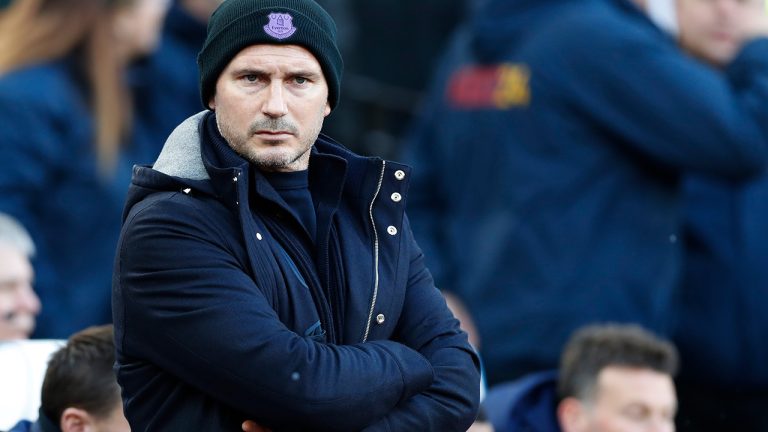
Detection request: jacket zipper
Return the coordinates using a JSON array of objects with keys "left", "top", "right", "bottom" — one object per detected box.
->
[{"left": 363, "top": 160, "right": 386, "bottom": 342}]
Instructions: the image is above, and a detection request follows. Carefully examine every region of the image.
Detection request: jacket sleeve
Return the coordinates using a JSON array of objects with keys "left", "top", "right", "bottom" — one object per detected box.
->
[
  {"left": 114, "top": 195, "right": 435, "bottom": 431},
  {"left": 557, "top": 27, "right": 768, "bottom": 178},
  {"left": 360, "top": 216, "right": 481, "bottom": 432}
]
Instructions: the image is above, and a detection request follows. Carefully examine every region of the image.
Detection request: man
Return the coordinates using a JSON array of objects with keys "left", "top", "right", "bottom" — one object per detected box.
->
[
  {"left": 676, "top": 0, "right": 761, "bottom": 65},
  {"left": 483, "top": 324, "right": 679, "bottom": 432},
  {"left": 557, "top": 325, "right": 678, "bottom": 432},
  {"left": 111, "top": 0, "right": 480, "bottom": 430},
  {"left": 0, "top": 213, "right": 47, "bottom": 430},
  {"left": 8, "top": 325, "right": 130, "bottom": 432},
  {"left": 404, "top": 0, "right": 768, "bottom": 386},
  {"left": 673, "top": 0, "right": 768, "bottom": 430},
  {"left": 0, "top": 213, "right": 40, "bottom": 341}
]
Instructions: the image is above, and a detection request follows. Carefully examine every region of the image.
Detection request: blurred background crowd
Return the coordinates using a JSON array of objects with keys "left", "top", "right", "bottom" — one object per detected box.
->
[{"left": 1, "top": 0, "right": 767, "bottom": 431}]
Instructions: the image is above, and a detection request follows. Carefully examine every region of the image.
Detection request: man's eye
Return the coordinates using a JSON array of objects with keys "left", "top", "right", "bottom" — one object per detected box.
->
[
  {"left": 294, "top": 77, "right": 308, "bottom": 85},
  {"left": 623, "top": 405, "right": 650, "bottom": 422},
  {"left": 244, "top": 74, "right": 258, "bottom": 82}
]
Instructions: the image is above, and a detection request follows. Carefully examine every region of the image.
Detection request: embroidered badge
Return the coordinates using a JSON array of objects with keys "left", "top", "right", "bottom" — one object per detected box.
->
[{"left": 264, "top": 13, "right": 296, "bottom": 39}]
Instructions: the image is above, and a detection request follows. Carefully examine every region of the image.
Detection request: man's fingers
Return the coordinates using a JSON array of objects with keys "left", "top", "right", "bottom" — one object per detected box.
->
[{"left": 241, "top": 420, "right": 271, "bottom": 432}]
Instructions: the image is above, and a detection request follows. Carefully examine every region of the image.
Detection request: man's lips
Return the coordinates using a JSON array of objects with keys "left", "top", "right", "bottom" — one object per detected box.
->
[
  {"left": 255, "top": 130, "right": 291, "bottom": 134},
  {"left": 254, "top": 130, "right": 293, "bottom": 139},
  {"left": 711, "top": 31, "right": 736, "bottom": 43}
]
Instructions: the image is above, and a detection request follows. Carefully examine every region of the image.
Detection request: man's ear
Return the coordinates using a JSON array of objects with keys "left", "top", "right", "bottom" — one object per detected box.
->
[
  {"left": 208, "top": 96, "right": 216, "bottom": 110},
  {"left": 60, "top": 407, "right": 95, "bottom": 432},
  {"left": 557, "top": 397, "right": 587, "bottom": 432},
  {"left": 324, "top": 101, "right": 331, "bottom": 117}
]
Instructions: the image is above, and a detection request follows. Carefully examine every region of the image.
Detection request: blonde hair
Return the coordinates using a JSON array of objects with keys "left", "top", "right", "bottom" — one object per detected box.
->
[{"left": 0, "top": 0, "right": 133, "bottom": 173}]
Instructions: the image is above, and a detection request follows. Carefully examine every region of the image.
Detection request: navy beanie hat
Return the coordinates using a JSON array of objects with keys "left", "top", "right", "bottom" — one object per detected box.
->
[{"left": 198, "top": 0, "right": 343, "bottom": 110}]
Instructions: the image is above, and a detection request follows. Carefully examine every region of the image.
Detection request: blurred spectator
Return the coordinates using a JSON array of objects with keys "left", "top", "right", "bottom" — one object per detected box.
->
[
  {"left": 558, "top": 324, "right": 678, "bottom": 432},
  {"left": 673, "top": 0, "right": 768, "bottom": 430},
  {"left": 0, "top": 213, "right": 40, "bottom": 341},
  {"left": 136, "top": 0, "right": 223, "bottom": 143},
  {"left": 8, "top": 325, "right": 129, "bottom": 432},
  {"left": 404, "top": 0, "right": 768, "bottom": 387},
  {"left": 0, "top": 212, "right": 54, "bottom": 431},
  {"left": 484, "top": 324, "right": 678, "bottom": 432},
  {"left": 0, "top": 0, "right": 169, "bottom": 338}
]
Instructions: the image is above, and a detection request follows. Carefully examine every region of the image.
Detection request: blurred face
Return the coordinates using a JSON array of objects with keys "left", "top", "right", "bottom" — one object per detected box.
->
[
  {"left": 209, "top": 44, "right": 331, "bottom": 172},
  {"left": 676, "top": 0, "right": 763, "bottom": 65},
  {"left": 114, "top": 0, "right": 171, "bottom": 60},
  {"left": 181, "top": 0, "right": 227, "bottom": 23},
  {"left": 0, "top": 246, "right": 40, "bottom": 340},
  {"left": 560, "top": 367, "right": 677, "bottom": 432}
]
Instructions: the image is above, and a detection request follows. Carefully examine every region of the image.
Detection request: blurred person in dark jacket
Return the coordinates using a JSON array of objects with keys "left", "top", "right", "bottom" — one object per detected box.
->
[
  {"left": 672, "top": 0, "right": 768, "bottom": 430},
  {"left": 404, "top": 0, "right": 768, "bottom": 387},
  {"left": 112, "top": 0, "right": 480, "bottom": 430},
  {"left": 0, "top": 0, "right": 169, "bottom": 338}
]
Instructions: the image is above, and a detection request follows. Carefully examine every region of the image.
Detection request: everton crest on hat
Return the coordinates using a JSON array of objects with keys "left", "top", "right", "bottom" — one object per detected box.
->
[{"left": 264, "top": 13, "right": 297, "bottom": 39}]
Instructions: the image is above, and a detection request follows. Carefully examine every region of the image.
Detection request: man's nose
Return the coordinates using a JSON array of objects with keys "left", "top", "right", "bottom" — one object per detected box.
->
[{"left": 262, "top": 81, "right": 288, "bottom": 118}]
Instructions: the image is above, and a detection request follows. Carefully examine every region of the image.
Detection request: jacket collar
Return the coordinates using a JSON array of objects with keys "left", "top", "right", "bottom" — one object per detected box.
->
[
  {"left": 131, "top": 111, "right": 397, "bottom": 219},
  {"left": 152, "top": 111, "right": 365, "bottom": 207}
]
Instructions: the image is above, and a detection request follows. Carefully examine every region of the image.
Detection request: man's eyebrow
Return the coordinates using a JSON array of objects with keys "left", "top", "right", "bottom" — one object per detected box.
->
[
  {"left": 229, "top": 68, "right": 268, "bottom": 76},
  {"left": 289, "top": 69, "right": 322, "bottom": 78},
  {"left": 227, "top": 68, "right": 322, "bottom": 79}
]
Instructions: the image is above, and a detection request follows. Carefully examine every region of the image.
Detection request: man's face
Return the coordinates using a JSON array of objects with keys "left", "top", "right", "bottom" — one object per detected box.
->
[
  {"left": 676, "top": 0, "right": 763, "bottom": 65},
  {"left": 0, "top": 246, "right": 40, "bottom": 340},
  {"left": 209, "top": 44, "right": 331, "bottom": 172},
  {"left": 562, "top": 366, "right": 677, "bottom": 432}
]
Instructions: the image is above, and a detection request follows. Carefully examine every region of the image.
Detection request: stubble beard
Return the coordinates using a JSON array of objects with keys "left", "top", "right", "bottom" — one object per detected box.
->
[{"left": 216, "top": 112, "right": 325, "bottom": 172}]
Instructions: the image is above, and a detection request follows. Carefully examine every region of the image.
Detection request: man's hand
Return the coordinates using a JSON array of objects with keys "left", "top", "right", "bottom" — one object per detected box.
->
[
  {"left": 468, "top": 421, "right": 495, "bottom": 432},
  {"left": 242, "top": 420, "right": 271, "bottom": 432},
  {"left": 443, "top": 291, "right": 481, "bottom": 349}
]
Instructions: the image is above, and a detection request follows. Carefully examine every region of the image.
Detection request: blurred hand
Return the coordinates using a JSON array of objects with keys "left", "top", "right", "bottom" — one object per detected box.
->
[
  {"left": 241, "top": 420, "right": 271, "bottom": 432},
  {"left": 443, "top": 291, "right": 481, "bottom": 349},
  {"left": 468, "top": 421, "right": 495, "bottom": 432}
]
